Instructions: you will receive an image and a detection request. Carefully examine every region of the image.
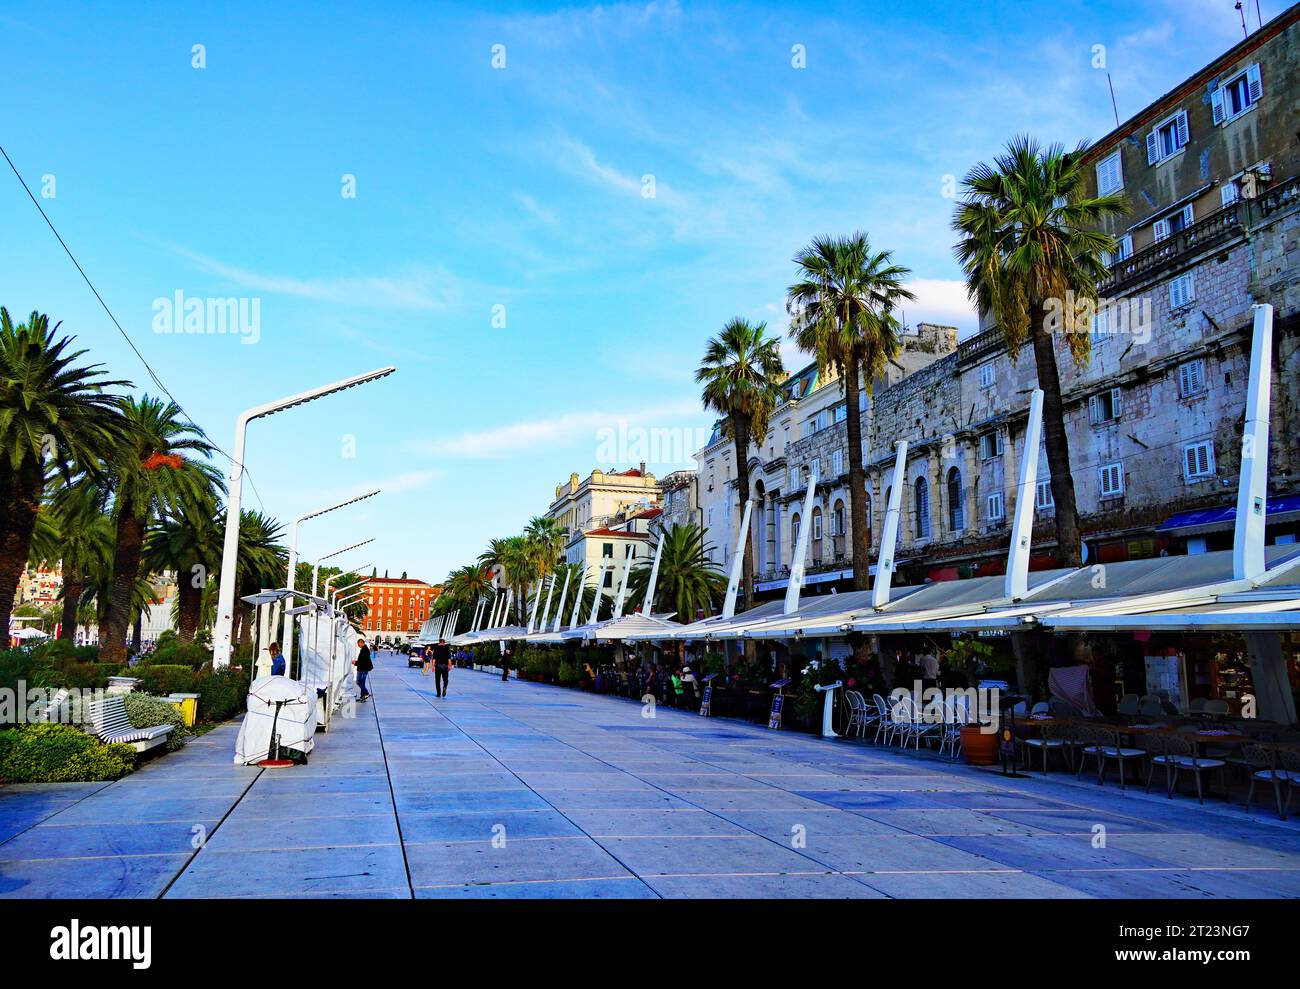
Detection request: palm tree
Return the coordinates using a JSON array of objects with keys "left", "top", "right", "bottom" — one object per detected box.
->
[
  {"left": 144, "top": 495, "right": 221, "bottom": 641},
  {"left": 494, "top": 535, "right": 535, "bottom": 625},
  {"left": 624, "top": 522, "right": 726, "bottom": 622},
  {"left": 696, "top": 318, "right": 786, "bottom": 614},
  {"left": 436, "top": 564, "right": 494, "bottom": 619},
  {"left": 0, "top": 309, "right": 129, "bottom": 637},
  {"left": 524, "top": 516, "right": 566, "bottom": 579},
  {"left": 788, "top": 233, "right": 914, "bottom": 596},
  {"left": 953, "top": 136, "right": 1128, "bottom": 566},
  {"left": 48, "top": 481, "right": 114, "bottom": 642},
  {"left": 231, "top": 510, "right": 287, "bottom": 648},
  {"left": 100, "top": 396, "right": 220, "bottom": 663}
]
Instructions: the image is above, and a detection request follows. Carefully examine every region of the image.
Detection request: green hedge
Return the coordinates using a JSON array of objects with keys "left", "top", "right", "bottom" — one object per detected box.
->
[
  {"left": 0, "top": 724, "right": 136, "bottom": 783},
  {"left": 133, "top": 664, "right": 195, "bottom": 697},
  {"left": 139, "top": 637, "right": 211, "bottom": 670},
  {"left": 123, "top": 694, "right": 190, "bottom": 751},
  {"left": 193, "top": 666, "right": 246, "bottom": 723}
]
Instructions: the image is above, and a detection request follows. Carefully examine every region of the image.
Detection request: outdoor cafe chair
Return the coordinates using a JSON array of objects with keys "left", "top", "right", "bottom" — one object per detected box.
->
[
  {"left": 845, "top": 690, "right": 877, "bottom": 738},
  {"left": 1146, "top": 733, "right": 1226, "bottom": 804},
  {"left": 1138, "top": 694, "right": 1165, "bottom": 717},
  {"left": 1076, "top": 725, "right": 1146, "bottom": 788},
  {"left": 1203, "top": 699, "right": 1230, "bottom": 716},
  {"left": 1022, "top": 721, "right": 1072, "bottom": 775},
  {"left": 1030, "top": 701, "right": 1050, "bottom": 716},
  {"left": 1117, "top": 693, "right": 1140, "bottom": 717},
  {"left": 1242, "top": 743, "right": 1300, "bottom": 820},
  {"left": 901, "top": 695, "right": 942, "bottom": 751},
  {"left": 938, "top": 696, "right": 965, "bottom": 759},
  {"left": 872, "top": 693, "right": 898, "bottom": 745}
]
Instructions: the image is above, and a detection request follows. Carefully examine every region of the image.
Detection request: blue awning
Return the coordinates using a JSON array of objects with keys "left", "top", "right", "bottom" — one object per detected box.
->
[{"left": 1157, "top": 495, "right": 1300, "bottom": 534}]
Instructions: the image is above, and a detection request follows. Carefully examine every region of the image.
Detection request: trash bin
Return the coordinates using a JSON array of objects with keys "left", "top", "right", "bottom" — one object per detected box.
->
[{"left": 166, "top": 692, "right": 200, "bottom": 727}]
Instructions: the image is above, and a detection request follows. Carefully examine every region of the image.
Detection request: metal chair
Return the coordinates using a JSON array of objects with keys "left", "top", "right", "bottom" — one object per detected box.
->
[
  {"left": 872, "top": 693, "right": 898, "bottom": 745},
  {"left": 1030, "top": 701, "right": 1050, "bottom": 716},
  {"left": 1116, "top": 693, "right": 1140, "bottom": 717},
  {"left": 1022, "top": 721, "right": 1072, "bottom": 774},
  {"left": 1076, "top": 725, "right": 1146, "bottom": 788},
  {"left": 1137, "top": 694, "right": 1164, "bottom": 717},
  {"left": 1147, "top": 733, "right": 1226, "bottom": 803}
]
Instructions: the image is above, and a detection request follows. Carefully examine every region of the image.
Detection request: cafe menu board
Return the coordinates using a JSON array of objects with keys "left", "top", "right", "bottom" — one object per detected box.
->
[
  {"left": 768, "top": 693, "right": 784, "bottom": 729},
  {"left": 699, "top": 684, "right": 712, "bottom": 717}
]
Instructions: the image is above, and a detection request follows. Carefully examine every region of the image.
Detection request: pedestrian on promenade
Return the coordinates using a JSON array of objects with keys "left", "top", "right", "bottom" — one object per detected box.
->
[
  {"left": 422, "top": 644, "right": 434, "bottom": 677},
  {"left": 269, "top": 641, "right": 286, "bottom": 677},
  {"left": 354, "top": 636, "right": 374, "bottom": 701},
  {"left": 431, "top": 637, "right": 452, "bottom": 697},
  {"left": 501, "top": 647, "right": 512, "bottom": 682}
]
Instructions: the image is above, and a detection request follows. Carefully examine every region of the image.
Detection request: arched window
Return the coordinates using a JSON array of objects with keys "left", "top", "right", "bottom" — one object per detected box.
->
[
  {"left": 791, "top": 512, "right": 802, "bottom": 563},
  {"left": 862, "top": 487, "right": 872, "bottom": 549},
  {"left": 811, "top": 507, "right": 824, "bottom": 562},
  {"left": 914, "top": 477, "right": 931, "bottom": 541},
  {"left": 831, "top": 499, "right": 846, "bottom": 560},
  {"left": 947, "top": 467, "right": 965, "bottom": 532}
]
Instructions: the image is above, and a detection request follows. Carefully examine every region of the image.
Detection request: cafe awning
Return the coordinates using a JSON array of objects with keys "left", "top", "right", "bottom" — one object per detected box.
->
[
  {"left": 560, "top": 612, "right": 681, "bottom": 642},
  {"left": 748, "top": 569, "right": 1075, "bottom": 639},
  {"left": 1156, "top": 495, "right": 1300, "bottom": 536}
]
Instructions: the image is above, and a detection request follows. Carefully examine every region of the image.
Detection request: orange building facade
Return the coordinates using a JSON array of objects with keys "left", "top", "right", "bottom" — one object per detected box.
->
[{"left": 360, "top": 577, "right": 441, "bottom": 642}]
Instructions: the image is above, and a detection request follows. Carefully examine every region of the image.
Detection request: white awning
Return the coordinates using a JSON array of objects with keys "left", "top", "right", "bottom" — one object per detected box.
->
[{"left": 560, "top": 613, "right": 681, "bottom": 642}]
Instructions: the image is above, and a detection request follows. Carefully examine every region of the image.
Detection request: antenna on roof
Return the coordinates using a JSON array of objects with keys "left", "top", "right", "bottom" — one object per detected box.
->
[
  {"left": 1235, "top": 1, "right": 1248, "bottom": 38},
  {"left": 1107, "top": 73, "right": 1120, "bottom": 128}
]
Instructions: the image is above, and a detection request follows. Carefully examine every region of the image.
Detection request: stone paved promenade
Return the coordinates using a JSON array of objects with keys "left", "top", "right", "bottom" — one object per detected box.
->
[{"left": 3, "top": 651, "right": 1300, "bottom": 898}]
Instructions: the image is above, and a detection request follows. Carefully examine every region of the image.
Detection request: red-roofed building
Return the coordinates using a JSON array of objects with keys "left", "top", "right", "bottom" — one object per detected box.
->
[{"left": 360, "top": 576, "right": 441, "bottom": 644}]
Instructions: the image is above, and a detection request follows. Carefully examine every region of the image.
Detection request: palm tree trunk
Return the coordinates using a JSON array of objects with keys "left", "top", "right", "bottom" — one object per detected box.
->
[
  {"left": 177, "top": 576, "right": 201, "bottom": 641},
  {"left": 843, "top": 355, "right": 870, "bottom": 593},
  {"left": 131, "top": 611, "right": 143, "bottom": 654},
  {"left": 1029, "top": 311, "right": 1083, "bottom": 567},
  {"left": 101, "top": 502, "right": 144, "bottom": 664},
  {"left": 59, "top": 576, "right": 84, "bottom": 642},
  {"left": 842, "top": 354, "right": 875, "bottom": 672},
  {"left": 0, "top": 472, "right": 40, "bottom": 642},
  {"left": 731, "top": 415, "right": 753, "bottom": 614}
]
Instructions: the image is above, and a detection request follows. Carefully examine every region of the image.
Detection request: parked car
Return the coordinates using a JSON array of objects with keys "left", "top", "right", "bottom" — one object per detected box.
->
[{"left": 407, "top": 647, "right": 424, "bottom": 669}]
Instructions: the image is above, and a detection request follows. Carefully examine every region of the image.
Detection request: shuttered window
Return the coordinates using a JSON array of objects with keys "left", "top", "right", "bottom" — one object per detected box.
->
[
  {"left": 1147, "top": 110, "right": 1189, "bottom": 164},
  {"left": 1100, "top": 463, "right": 1125, "bottom": 498},
  {"left": 1178, "top": 358, "right": 1205, "bottom": 396},
  {"left": 1096, "top": 151, "right": 1123, "bottom": 194},
  {"left": 1212, "top": 63, "right": 1262, "bottom": 124},
  {"left": 1169, "top": 271, "right": 1196, "bottom": 309},
  {"left": 1184, "top": 440, "right": 1215, "bottom": 480},
  {"left": 1088, "top": 387, "right": 1122, "bottom": 424}
]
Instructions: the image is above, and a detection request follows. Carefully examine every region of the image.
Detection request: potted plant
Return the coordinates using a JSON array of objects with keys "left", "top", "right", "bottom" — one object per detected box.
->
[{"left": 946, "top": 638, "right": 1000, "bottom": 764}]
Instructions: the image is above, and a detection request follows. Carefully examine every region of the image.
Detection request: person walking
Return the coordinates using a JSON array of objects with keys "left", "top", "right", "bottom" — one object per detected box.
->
[
  {"left": 422, "top": 644, "right": 434, "bottom": 677},
  {"left": 501, "top": 647, "right": 512, "bottom": 682},
  {"left": 431, "top": 637, "right": 452, "bottom": 697},
  {"left": 354, "top": 636, "right": 373, "bottom": 702}
]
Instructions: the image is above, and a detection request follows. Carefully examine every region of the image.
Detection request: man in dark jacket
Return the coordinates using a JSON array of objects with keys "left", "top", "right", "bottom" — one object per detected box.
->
[
  {"left": 431, "top": 638, "right": 452, "bottom": 697},
  {"left": 354, "top": 637, "right": 374, "bottom": 701}
]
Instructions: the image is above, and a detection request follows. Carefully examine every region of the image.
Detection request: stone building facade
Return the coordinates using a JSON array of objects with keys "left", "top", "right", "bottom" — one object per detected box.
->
[{"left": 698, "top": 10, "right": 1300, "bottom": 596}]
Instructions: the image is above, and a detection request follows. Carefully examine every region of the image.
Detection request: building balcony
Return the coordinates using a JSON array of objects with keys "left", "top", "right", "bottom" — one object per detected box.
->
[{"left": 1099, "top": 203, "right": 1243, "bottom": 296}]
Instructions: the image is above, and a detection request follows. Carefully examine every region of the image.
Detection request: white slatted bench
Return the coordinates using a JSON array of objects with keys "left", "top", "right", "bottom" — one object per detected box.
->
[{"left": 86, "top": 695, "right": 172, "bottom": 753}]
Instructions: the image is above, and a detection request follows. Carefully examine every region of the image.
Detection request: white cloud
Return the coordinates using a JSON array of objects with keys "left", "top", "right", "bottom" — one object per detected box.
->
[
  {"left": 413, "top": 398, "right": 706, "bottom": 459},
  {"left": 902, "top": 278, "right": 978, "bottom": 336},
  {"left": 170, "top": 245, "right": 467, "bottom": 310}
]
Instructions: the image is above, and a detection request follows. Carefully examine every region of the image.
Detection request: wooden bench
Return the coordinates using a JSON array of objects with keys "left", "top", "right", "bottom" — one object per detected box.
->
[{"left": 85, "top": 695, "right": 172, "bottom": 753}]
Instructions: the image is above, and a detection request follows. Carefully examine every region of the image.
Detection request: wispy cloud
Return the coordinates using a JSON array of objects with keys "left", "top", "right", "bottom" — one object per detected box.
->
[
  {"left": 412, "top": 398, "right": 705, "bottom": 459},
  {"left": 169, "top": 245, "right": 467, "bottom": 310}
]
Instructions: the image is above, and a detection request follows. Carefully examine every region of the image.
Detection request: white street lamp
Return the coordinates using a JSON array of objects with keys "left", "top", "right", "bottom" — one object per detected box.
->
[
  {"left": 284, "top": 491, "right": 379, "bottom": 657},
  {"left": 213, "top": 367, "right": 395, "bottom": 668},
  {"left": 329, "top": 576, "right": 369, "bottom": 608},
  {"left": 311, "top": 538, "right": 374, "bottom": 598}
]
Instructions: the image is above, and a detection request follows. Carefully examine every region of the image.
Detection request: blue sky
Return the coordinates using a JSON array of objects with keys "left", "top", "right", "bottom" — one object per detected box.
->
[{"left": 0, "top": 0, "right": 1269, "bottom": 583}]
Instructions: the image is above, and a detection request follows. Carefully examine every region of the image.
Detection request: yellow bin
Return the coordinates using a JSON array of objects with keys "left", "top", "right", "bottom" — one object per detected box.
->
[{"left": 167, "top": 692, "right": 200, "bottom": 728}]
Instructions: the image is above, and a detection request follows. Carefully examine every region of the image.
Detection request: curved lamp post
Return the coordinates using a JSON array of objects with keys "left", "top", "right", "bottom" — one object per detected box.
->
[
  {"left": 213, "top": 366, "right": 395, "bottom": 668},
  {"left": 284, "top": 491, "right": 379, "bottom": 657}
]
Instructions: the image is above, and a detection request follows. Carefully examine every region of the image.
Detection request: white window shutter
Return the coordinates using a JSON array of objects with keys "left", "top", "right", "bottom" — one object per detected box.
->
[
  {"left": 1211, "top": 86, "right": 1225, "bottom": 125},
  {"left": 1181, "top": 203, "right": 1195, "bottom": 228},
  {"left": 1222, "top": 182, "right": 1239, "bottom": 206},
  {"left": 1088, "top": 395, "right": 1100, "bottom": 424},
  {"left": 1176, "top": 112, "right": 1189, "bottom": 148},
  {"left": 1153, "top": 218, "right": 1170, "bottom": 242},
  {"left": 1121, "top": 234, "right": 1133, "bottom": 259},
  {"left": 1111, "top": 387, "right": 1122, "bottom": 418},
  {"left": 1246, "top": 63, "right": 1262, "bottom": 103},
  {"left": 1185, "top": 445, "right": 1197, "bottom": 477},
  {"left": 1146, "top": 130, "right": 1159, "bottom": 165}
]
